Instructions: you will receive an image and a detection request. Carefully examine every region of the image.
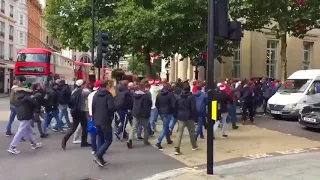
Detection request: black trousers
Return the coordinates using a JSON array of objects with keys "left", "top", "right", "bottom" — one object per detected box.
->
[
  {"left": 263, "top": 97, "right": 270, "bottom": 113},
  {"left": 63, "top": 110, "right": 88, "bottom": 144},
  {"left": 242, "top": 102, "right": 254, "bottom": 122},
  {"left": 32, "top": 113, "right": 45, "bottom": 136}
]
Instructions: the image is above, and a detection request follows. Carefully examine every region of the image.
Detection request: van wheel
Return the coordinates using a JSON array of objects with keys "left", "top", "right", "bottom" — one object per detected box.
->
[{"left": 273, "top": 115, "right": 282, "bottom": 120}]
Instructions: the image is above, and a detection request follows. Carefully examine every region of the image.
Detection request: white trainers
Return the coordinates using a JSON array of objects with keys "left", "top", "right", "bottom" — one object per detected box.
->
[
  {"left": 192, "top": 146, "right": 199, "bottom": 151},
  {"left": 31, "top": 142, "right": 42, "bottom": 150},
  {"left": 73, "top": 140, "right": 81, "bottom": 144},
  {"left": 8, "top": 147, "right": 20, "bottom": 154}
]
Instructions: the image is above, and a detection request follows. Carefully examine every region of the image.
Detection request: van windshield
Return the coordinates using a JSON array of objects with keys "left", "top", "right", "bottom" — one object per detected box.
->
[{"left": 278, "top": 79, "right": 312, "bottom": 93}]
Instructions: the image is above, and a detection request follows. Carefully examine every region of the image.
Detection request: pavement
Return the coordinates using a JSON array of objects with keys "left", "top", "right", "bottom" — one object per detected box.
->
[
  {"left": 142, "top": 151, "right": 320, "bottom": 180},
  {"left": 149, "top": 123, "right": 320, "bottom": 167}
]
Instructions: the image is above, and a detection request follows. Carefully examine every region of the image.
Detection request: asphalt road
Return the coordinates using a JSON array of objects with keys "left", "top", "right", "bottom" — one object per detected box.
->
[
  {"left": 0, "top": 98, "right": 184, "bottom": 180},
  {"left": 254, "top": 114, "right": 320, "bottom": 141}
]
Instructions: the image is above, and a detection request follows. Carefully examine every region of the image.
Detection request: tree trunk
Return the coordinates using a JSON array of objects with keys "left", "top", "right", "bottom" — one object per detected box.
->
[
  {"left": 143, "top": 47, "right": 152, "bottom": 77},
  {"left": 280, "top": 35, "right": 287, "bottom": 81}
]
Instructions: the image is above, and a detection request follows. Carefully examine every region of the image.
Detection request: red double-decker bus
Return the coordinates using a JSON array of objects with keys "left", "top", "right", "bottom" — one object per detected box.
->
[{"left": 14, "top": 48, "right": 92, "bottom": 87}]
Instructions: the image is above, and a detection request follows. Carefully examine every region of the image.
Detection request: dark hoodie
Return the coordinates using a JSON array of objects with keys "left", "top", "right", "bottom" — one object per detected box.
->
[
  {"left": 114, "top": 85, "right": 133, "bottom": 110},
  {"left": 194, "top": 90, "right": 207, "bottom": 115},
  {"left": 155, "top": 88, "right": 176, "bottom": 114},
  {"left": 132, "top": 90, "right": 152, "bottom": 119},
  {"left": 57, "top": 84, "right": 71, "bottom": 105},
  {"left": 92, "top": 89, "right": 115, "bottom": 127},
  {"left": 241, "top": 85, "right": 254, "bottom": 103},
  {"left": 174, "top": 90, "right": 197, "bottom": 121},
  {"left": 15, "top": 89, "right": 38, "bottom": 120},
  {"left": 216, "top": 90, "right": 233, "bottom": 113}
]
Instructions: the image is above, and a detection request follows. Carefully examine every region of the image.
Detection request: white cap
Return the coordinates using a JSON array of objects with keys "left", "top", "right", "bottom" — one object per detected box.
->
[
  {"left": 75, "top": 79, "right": 84, "bottom": 87},
  {"left": 55, "top": 79, "right": 61, "bottom": 84}
]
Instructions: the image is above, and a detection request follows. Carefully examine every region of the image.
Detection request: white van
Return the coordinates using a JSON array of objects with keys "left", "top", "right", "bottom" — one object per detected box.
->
[{"left": 268, "top": 69, "right": 320, "bottom": 119}]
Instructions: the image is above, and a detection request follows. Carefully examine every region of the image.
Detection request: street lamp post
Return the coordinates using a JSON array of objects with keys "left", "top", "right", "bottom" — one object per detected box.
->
[{"left": 91, "top": 0, "right": 97, "bottom": 79}]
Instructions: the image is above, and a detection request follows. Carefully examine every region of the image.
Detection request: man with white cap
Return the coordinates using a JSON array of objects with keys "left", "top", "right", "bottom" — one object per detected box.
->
[{"left": 61, "top": 79, "right": 91, "bottom": 150}]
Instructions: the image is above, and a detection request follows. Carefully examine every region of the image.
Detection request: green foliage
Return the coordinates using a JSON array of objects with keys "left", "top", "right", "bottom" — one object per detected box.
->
[
  {"left": 229, "top": 0, "right": 320, "bottom": 79},
  {"left": 44, "top": 0, "right": 237, "bottom": 77},
  {"left": 127, "top": 53, "right": 162, "bottom": 77}
]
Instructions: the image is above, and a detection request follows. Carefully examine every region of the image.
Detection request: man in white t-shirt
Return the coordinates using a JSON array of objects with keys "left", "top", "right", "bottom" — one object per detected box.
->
[{"left": 87, "top": 80, "right": 101, "bottom": 154}]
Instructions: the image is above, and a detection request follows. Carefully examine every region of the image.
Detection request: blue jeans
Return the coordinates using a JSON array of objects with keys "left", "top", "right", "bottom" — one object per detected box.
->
[
  {"left": 137, "top": 125, "right": 142, "bottom": 137},
  {"left": 149, "top": 108, "right": 158, "bottom": 131},
  {"left": 169, "top": 116, "right": 177, "bottom": 132},
  {"left": 195, "top": 115, "right": 206, "bottom": 140},
  {"left": 96, "top": 125, "right": 113, "bottom": 159},
  {"left": 227, "top": 104, "right": 237, "bottom": 128},
  {"left": 6, "top": 105, "right": 16, "bottom": 132},
  {"left": 58, "top": 104, "right": 71, "bottom": 128},
  {"left": 157, "top": 114, "right": 172, "bottom": 144},
  {"left": 116, "top": 110, "right": 127, "bottom": 134},
  {"left": 43, "top": 109, "right": 60, "bottom": 133},
  {"left": 91, "top": 131, "right": 104, "bottom": 152}
]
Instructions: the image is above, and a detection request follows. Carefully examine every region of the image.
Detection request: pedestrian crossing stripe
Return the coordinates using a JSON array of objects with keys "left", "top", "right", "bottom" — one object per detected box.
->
[{"left": 211, "top": 101, "right": 217, "bottom": 121}]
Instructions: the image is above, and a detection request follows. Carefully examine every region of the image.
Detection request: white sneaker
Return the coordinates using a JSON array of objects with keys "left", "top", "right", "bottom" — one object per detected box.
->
[
  {"left": 91, "top": 151, "right": 96, "bottom": 155},
  {"left": 8, "top": 147, "right": 20, "bottom": 154},
  {"left": 192, "top": 146, "right": 199, "bottom": 151},
  {"left": 31, "top": 142, "right": 42, "bottom": 150},
  {"left": 73, "top": 140, "right": 81, "bottom": 144}
]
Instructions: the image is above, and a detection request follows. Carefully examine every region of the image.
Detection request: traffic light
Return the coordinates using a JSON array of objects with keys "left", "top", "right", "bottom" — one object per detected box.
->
[
  {"left": 214, "top": 0, "right": 228, "bottom": 38},
  {"left": 95, "top": 32, "right": 108, "bottom": 68},
  {"left": 228, "top": 21, "right": 242, "bottom": 41}
]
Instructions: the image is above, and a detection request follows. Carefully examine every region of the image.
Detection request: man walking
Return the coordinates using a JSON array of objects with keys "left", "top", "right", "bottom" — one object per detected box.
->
[
  {"left": 7, "top": 83, "right": 42, "bottom": 154},
  {"left": 61, "top": 79, "right": 91, "bottom": 150},
  {"left": 127, "top": 80, "right": 152, "bottom": 149},
  {"left": 92, "top": 80, "right": 115, "bottom": 166},
  {"left": 6, "top": 80, "right": 22, "bottom": 136},
  {"left": 57, "top": 80, "right": 72, "bottom": 128}
]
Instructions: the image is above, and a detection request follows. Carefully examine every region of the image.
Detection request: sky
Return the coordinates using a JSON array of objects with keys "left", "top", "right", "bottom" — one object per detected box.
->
[{"left": 39, "top": 0, "right": 45, "bottom": 7}]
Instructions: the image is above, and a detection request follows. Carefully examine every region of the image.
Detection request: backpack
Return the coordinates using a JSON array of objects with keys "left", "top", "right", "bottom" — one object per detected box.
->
[{"left": 114, "top": 91, "right": 126, "bottom": 110}]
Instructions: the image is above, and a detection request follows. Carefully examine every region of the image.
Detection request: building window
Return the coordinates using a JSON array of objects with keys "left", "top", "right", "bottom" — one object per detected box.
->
[
  {"left": 0, "top": 41, "right": 4, "bottom": 58},
  {"left": 9, "top": 5, "right": 13, "bottom": 18},
  {"left": 19, "top": 14, "right": 24, "bottom": 26},
  {"left": 0, "top": 21, "right": 4, "bottom": 37},
  {"left": 303, "top": 42, "right": 312, "bottom": 70},
  {"left": 9, "top": 26, "right": 14, "bottom": 41},
  {"left": 232, "top": 42, "right": 240, "bottom": 78},
  {"left": 0, "top": 0, "right": 4, "bottom": 13},
  {"left": 266, "top": 40, "right": 277, "bottom": 78},
  {"left": 19, "top": 32, "right": 25, "bottom": 45},
  {"left": 9, "top": 44, "right": 13, "bottom": 60}
]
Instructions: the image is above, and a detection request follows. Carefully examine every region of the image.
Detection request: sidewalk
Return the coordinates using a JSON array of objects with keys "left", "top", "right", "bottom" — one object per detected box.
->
[
  {"left": 0, "top": 93, "right": 9, "bottom": 98},
  {"left": 149, "top": 123, "right": 320, "bottom": 167},
  {"left": 143, "top": 152, "right": 320, "bottom": 179}
]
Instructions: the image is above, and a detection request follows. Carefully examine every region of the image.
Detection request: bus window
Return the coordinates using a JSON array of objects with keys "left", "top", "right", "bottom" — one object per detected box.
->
[{"left": 17, "top": 53, "right": 48, "bottom": 62}]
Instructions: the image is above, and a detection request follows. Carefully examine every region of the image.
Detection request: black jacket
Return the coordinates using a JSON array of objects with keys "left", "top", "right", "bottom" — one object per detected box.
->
[
  {"left": 15, "top": 89, "right": 38, "bottom": 120},
  {"left": 174, "top": 91, "right": 197, "bottom": 121},
  {"left": 216, "top": 91, "right": 233, "bottom": 113},
  {"left": 132, "top": 90, "right": 152, "bottom": 119},
  {"left": 33, "top": 90, "right": 46, "bottom": 113},
  {"left": 114, "top": 85, "right": 133, "bottom": 110},
  {"left": 241, "top": 85, "right": 254, "bottom": 103},
  {"left": 155, "top": 89, "right": 176, "bottom": 114},
  {"left": 92, "top": 89, "right": 115, "bottom": 127},
  {"left": 44, "top": 88, "right": 59, "bottom": 112},
  {"left": 57, "top": 84, "right": 71, "bottom": 105}
]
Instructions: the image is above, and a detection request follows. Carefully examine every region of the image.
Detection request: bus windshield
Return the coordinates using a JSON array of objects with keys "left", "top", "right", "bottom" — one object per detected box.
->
[
  {"left": 17, "top": 53, "right": 48, "bottom": 62},
  {"left": 18, "top": 75, "right": 49, "bottom": 87}
]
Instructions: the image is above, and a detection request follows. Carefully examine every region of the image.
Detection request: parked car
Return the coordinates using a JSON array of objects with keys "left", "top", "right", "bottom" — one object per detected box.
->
[{"left": 299, "top": 104, "right": 320, "bottom": 129}]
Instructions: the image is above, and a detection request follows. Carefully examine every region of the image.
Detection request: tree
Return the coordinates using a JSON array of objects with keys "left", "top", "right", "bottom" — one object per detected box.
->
[
  {"left": 229, "top": 0, "right": 320, "bottom": 80},
  {"left": 44, "top": 0, "right": 237, "bottom": 77},
  {"left": 127, "top": 53, "right": 162, "bottom": 77},
  {"left": 108, "top": 0, "right": 238, "bottom": 77}
]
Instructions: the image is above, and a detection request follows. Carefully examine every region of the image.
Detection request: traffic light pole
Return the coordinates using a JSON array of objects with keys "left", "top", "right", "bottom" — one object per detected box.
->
[
  {"left": 207, "top": 0, "right": 215, "bottom": 175},
  {"left": 91, "top": 0, "right": 99, "bottom": 80}
]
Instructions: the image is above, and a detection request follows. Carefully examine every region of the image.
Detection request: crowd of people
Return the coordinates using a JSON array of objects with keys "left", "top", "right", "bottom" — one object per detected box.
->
[{"left": 4, "top": 76, "right": 282, "bottom": 167}]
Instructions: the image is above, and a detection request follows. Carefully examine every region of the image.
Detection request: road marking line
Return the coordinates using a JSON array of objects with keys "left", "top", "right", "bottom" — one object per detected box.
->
[
  {"left": 243, "top": 153, "right": 273, "bottom": 160},
  {"left": 275, "top": 148, "right": 307, "bottom": 155},
  {"left": 140, "top": 167, "right": 197, "bottom": 180}
]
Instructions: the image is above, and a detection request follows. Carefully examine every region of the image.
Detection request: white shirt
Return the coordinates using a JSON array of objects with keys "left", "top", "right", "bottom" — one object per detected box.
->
[
  {"left": 87, "top": 90, "right": 97, "bottom": 116},
  {"left": 150, "top": 85, "right": 162, "bottom": 109}
]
